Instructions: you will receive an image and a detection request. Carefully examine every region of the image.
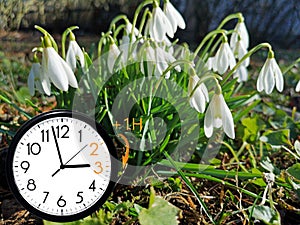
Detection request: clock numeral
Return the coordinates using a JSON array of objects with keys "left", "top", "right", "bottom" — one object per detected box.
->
[
  {"left": 89, "top": 180, "right": 96, "bottom": 191},
  {"left": 57, "top": 196, "right": 66, "bottom": 207},
  {"left": 41, "top": 129, "right": 50, "bottom": 142},
  {"left": 90, "top": 142, "right": 99, "bottom": 156},
  {"left": 56, "top": 125, "right": 69, "bottom": 138},
  {"left": 27, "top": 179, "right": 36, "bottom": 191},
  {"left": 93, "top": 161, "right": 103, "bottom": 174},
  {"left": 76, "top": 192, "right": 83, "bottom": 204},
  {"left": 27, "top": 143, "right": 41, "bottom": 155},
  {"left": 43, "top": 191, "right": 49, "bottom": 203},
  {"left": 20, "top": 161, "right": 30, "bottom": 173},
  {"left": 78, "top": 130, "right": 82, "bottom": 142}
]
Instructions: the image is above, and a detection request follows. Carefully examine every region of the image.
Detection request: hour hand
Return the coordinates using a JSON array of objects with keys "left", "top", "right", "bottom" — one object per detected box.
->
[{"left": 62, "top": 164, "right": 91, "bottom": 169}]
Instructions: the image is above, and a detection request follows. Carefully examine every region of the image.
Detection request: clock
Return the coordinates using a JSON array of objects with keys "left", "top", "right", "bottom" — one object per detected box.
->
[{"left": 6, "top": 109, "right": 118, "bottom": 222}]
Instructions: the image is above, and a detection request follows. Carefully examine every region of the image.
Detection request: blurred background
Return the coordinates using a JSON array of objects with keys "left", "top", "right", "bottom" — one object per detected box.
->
[{"left": 0, "top": 0, "right": 299, "bottom": 49}]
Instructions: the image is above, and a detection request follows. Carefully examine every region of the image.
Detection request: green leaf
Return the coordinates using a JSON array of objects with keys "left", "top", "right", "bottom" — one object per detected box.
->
[
  {"left": 138, "top": 196, "right": 179, "bottom": 225},
  {"left": 260, "top": 129, "right": 291, "bottom": 147},
  {"left": 250, "top": 205, "right": 281, "bottom": 225},
  {"left": 287, "top": 163, "right": 300, "bottom": 181}
]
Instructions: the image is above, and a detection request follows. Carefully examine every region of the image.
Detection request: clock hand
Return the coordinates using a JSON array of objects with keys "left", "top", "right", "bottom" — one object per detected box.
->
[
  {"left": 51, "top": 144, "right": 88, "bottom": 177},
  {"left": 62, "top": 164, "right": 91, "bottom": 169},
  {"left": 64, "top": 144, "right": 88, "bottom": 165},
  {"left": 51, "top": 126, "right": 64, "bottom": 166}
]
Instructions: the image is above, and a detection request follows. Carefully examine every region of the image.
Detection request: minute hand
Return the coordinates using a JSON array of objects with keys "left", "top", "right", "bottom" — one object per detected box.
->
[{"left": 51, "top": 126, "right": 63, "bottom": 166}]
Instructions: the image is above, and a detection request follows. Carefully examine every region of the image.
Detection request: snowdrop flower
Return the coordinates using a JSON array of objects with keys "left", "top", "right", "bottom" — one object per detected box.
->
[
  {"left": 296, "top": 80, "right": 300, "bottom": 92},
  {"left": 188, "top": 75, "right": 209, "bottom": 113},
  {"left": 140, "top": 43, "right": 156, "bottom": 77},
  {"left": 66, "top": 32, "right": 84, "bottom": 72},
  {"left": 233, "top": 65, "right": 248, "bottom": 82},
  {"left": 204, "top": 92, "right": 235, "bottom": 139},
  {"left": 125, "top": 22, "right": 141, "bottom": 42},
  {"left": 232, "top": 39, "right": 249, "bottom": 67},
  {"left": 28, "top": 56, "right": 50, "bottom": 96},
  {"left": 213, "top": 41, "right": 236, "bottom": 74},
  {"left": 42, "top": 36, "right": 78, "bottom": 92},
  {"left": 230, "top": 18, "right": 249, "bottom": 50},
  {"left": 148, "top": 2, "right": 173, "bottom": 42},
  {"left": 155, "top": 45, "right": 180, "bottom": 79},
  {"left": 107, "top": 41, "right": 122, "bottom": 74},
  {"left": 163, "top": 0, "right": 186, "bottom": 34},
  {"left": 257, "top": 52, "right": 284, "bottom": 94},
  {"left": 205, "top": 57, "right": 215, "bottom": 70}
]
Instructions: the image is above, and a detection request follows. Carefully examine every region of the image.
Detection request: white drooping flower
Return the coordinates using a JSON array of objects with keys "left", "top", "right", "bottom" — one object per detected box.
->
[
  {"left": 155, "top": 45, "right": 180, "bottom": 79},
  {"left": 42, "top": 36, "right": 78, "bottom": 92},
  {"left": 213, "top": 42, "right": 236, "bottom": 74},
  {"left": 66, "top": 34, "right": 85, "bottom": 72},
  {"left": 107, "top": 42, "right": 122, "bottom": 74},
  {"left": 188, "top": 75, "right": 209, "bottom": 113},
  {"left": 125, "top": 22, "right": 141, "bottom": 41},
  {"left": 205, "top": 57, "right": 215, "bottom": 70},
  {"left": 257, "top": 56, "right": 284, "bottom": 94},
  {"left": 204, "top": 93, "right": 235, "bottom": 139},
  {"left": 140, "top": 44, "right": 156, "bottom": 77},
  {"left": 28, "top": 62, "right": 50, "bottom": 96},
  {"left": 148, "top": 3, "right": 173, "bottom": 42},
  {"left": 233, "top": 65, "right": 248, "bottom": 82},
  {"left": 230, "top": 20, "right": 249, "bottom": 50},
  {"left": 233, "top": 40, "right": 249, "bottom": 67},
  {"left": 296, "top": 80, "right": 300, "bottom": 92},
  {"left": 163, "top": 0, "right": 186, "bottom": 34}
]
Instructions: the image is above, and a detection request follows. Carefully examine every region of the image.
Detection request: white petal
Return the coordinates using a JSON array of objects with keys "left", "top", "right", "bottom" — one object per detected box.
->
[
  {"left": 61, "top": 59, "right": 78, "bottom": 88},
  {"left": 66, "top": 42, "right": 77, "bottom": 71},
  {"left": 238, "top": 22, "right": 249, "bottom": 49},
  {"left": 204, "top": 103, "right": 214, "bottom": 138},
  {"left": 165, "top": 3, "right": 177, "bottom": 33},
  {"left": 40, "top": 66, "right": 51, "bottom": 96},
  {"left": 271, "top": 58, "right": 284, "bottom": 92},
  {"left": 73, "top": 41, "right": 85, "bottom": 67},
  {"left": 27, "top": 65, "right": 36, "bottom": 96},
  {"left": 217, "top": 44, "right": 228, "bottom": 74},
  {"left": 230, "top": 32, "right": 238, "bottom": 50},
  {"left": 200, "top": 83, "right": 209, "bottom": 102},
  {"left": 219, "top": 94, "right": 235, "bottom": 139},
  {"left": 257, "top": 61, "right": 267, "bottom": 92},
  {"left": 44, "top": 48, "right": 69, "bottom": 91},
  {"left": 206, "top": 57, "right": 214, "bottom": 70},
  {"left": 296, "top": 80, "right": 300, "bottom": 92},
  {"left": 234, "top": 65, "right": 248, "bottom": 82},
  {"left": 107, "top": 44, "right": 121, "bottom": 73},
  {"left": 264, "top": 60, "right": 275, "bottom": 94}
]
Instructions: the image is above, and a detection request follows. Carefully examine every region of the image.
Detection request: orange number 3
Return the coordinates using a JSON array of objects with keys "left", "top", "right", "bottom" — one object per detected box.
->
[{"left": 93, "top": 161, "right": 103, "bottom": 174}]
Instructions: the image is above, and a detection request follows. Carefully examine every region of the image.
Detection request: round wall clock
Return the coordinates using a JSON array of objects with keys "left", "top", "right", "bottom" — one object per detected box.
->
[{"left": 6, "top": 109, "right": 118, "bottom": 222}]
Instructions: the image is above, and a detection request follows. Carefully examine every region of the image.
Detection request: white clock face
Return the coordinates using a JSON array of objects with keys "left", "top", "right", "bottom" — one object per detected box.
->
[{"left": 8, "top": 111, "right": 116, "bottom": 221}]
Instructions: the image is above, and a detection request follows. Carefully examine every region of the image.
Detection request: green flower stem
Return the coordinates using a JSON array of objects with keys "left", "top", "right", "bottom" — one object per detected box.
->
[
  {"left": 61, "top": 26, "right": 79, "bottom": 59},
  {"left": 34, "top": 25, "right": 58, "bottom": 52},
  {"left": 157, "top": 170, "right": 264, "bottom": 201},
  {"left": 164, "top": 152, "right": 216, "bottom": 225},
  {"left": 221, "top": 43, "right": 273, "bottom": 85},
  {"left": 131, "top": 0, "right": 153, "bottom": 42},
  {"left": 113, "top": 24, "right": 126, "bottom": 40},
  {"left": 158, "top": 159, "right": 263, "bottom": 179},
  {"left": 97, "top": 32, "right": 111, "bottom": 57},
  {"left": 138, "top": 8, "right": 150, "bottom": 37},
  {"left": 282, "top": 57, "right": 300, "bottom": 74},
  {"left": 197, "top": 13, "right": 242, "bottom": 59},
  {"left": 222, "top": 141, "right": 248, "bottom": 172},
  {"left": 193, "top": 29, "right": 227, "bottom": 59},
  {"left": 108, "top": 14, "right": 128, "bottom": 33}
]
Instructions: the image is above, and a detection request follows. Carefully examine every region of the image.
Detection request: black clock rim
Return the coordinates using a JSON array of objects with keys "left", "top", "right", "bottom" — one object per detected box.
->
[{"left": 6, "top": 109, "right": 119, "bottom": 222}]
